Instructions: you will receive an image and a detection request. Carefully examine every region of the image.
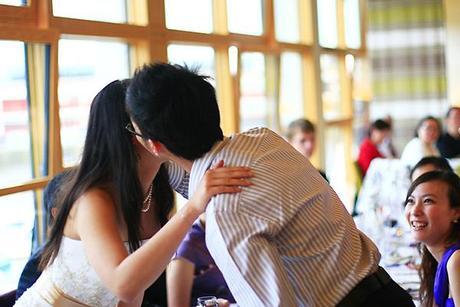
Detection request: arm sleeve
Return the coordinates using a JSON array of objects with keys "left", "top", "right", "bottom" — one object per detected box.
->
[
  {"left": 358, "top": 141, "right": 381, "bottom": 175},
  {"left": 165, "top": 162, "right": 189, "bottom": 199},
  {"left": 205, "top": 201, "right": 297, "bottom": 307}
]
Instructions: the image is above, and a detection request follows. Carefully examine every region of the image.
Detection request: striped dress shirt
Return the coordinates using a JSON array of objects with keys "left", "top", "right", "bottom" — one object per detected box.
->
[{"left": 171, "top": 128, "right": 380, "bottom": 307}]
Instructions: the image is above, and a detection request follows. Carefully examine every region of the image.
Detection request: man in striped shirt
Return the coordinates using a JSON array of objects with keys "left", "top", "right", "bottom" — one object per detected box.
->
[{"left": 126, "top": 63, "right": 415, "bottom": 307}]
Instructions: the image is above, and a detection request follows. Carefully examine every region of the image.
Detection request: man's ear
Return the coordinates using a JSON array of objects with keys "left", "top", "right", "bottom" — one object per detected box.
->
[{"left": 146, "top": 139, "right": 164, "bottom": 157}]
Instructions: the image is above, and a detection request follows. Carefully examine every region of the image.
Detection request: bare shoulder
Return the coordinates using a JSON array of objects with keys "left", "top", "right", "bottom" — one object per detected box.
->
[
  {"left": 65, "top": 188, "right": 117, "bottom": 239},
  {"left": 73, "top": 188, "right": 117, "bottom": 220},
  {"left": 447, "top": 249, "right": 460, "bottom": 272}
]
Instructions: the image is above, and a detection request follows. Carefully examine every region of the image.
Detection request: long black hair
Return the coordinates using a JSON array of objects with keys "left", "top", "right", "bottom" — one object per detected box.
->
[
  {"left": 405, "top": 171, "right": 460, "bottom": 306},
  {"left": 40, "top": 80, "right": 174, "bottom": 269}
]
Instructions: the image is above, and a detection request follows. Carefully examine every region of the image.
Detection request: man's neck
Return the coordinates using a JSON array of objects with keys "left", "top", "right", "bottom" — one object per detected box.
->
[
  {"left": 447, "top": 127, "right": 460, "bottom": 139},
  {"left": 168, "top": 155, "right": 194, "bottom": 173}
]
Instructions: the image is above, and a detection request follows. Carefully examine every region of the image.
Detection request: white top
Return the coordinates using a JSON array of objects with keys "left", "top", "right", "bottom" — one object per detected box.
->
[
  {"left": 15, "top": 237, "right": 146, "bottom": 307},
  {"left": 173, "top": 127, "right": 380, "bottom": 307},
  {"left": 400, "top": 137, "right": 440, "bottom": 169}
]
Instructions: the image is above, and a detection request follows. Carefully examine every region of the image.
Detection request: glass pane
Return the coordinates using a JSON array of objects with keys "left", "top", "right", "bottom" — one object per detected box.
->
[
  {"left": 165, "top": 0, "right": 213, "bottom": 33},
  {"left": 239, "top": 52, "right": 269, "bottom": 131},
  {"left": 0, "top": 0, "right": 25, "bottom": 5},
  {"left": 344, "top": 0, "right": 361, "bottom": 49},
  {"left": 52, "top": 0, "right": 127, "bottom": 23},
  {"left": 274, "top": 0, "right": 300, "bottom": 43},
  {"left": 324, "top": 126, "right": 351, "bottom": 209},
  {"left": 0, "top": 41, "right": 33, "bottom": 188},
  {"left": 58, "top": 39, "right": 130, "bottom": 167},
  {"left": 320, "top": 54, "right": 342, "bottom": 120},
  {"left": 317, "top": 0, "right": 338, "bottom": 48},
  {"left": 279, "top": 52, "right": 304, "bottom": 130},
  {"left": 0, "top": 191, "right": 35, "bottom": 293},
  {"left": 167, "top": 44, "right": 216, "bottom": 89},
  {"left": 227, "top": 0, "right": 263, "bottom": 35}
]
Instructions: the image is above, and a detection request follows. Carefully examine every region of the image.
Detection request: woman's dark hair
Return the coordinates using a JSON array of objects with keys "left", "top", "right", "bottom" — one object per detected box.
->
[
  {"left": 405, "top": 171, "right": 460, "bottom": 306},
  {"left": 409, "top": 156, "right": 453, "bottom": 180},
  {"left": 39, "top": 80, "right": 174, "bottom": 269},
  {"left": 414, "top": 116, "right": 441, "bottom": 138},
  {"left": 286, "top": 118, "right": 315, "bottom": 141},
  {"left": 126, "top": 62, "right": 223, "bottom": 160}
]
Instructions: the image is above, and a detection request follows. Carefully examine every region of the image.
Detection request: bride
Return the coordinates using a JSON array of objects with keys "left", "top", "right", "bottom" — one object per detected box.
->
[{"left": 14, "top": 80, "right": 252, "bottom": 306}]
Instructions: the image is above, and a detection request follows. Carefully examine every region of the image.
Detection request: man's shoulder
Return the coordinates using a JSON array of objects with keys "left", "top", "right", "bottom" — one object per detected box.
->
[
  {"left": 438, "top": 132, "right": 460, "bottom": 143},
  {"left": 238, "top": 127, "right": 275, "bottom": 137}
]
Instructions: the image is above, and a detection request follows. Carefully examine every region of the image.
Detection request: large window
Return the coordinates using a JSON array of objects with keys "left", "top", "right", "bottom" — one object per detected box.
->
[
  {"left": 165, "top": 0, "right": 213, "bottom": 33},
  {"left": 317, "top": 0, "right": 338, "bottom": 48},
  {"left": 321, "top": 54, "right": 342, "bottom": 120},
  {"left": 167, "top": 44, "right": 216, "bottom": 82},
  {"left": 279, "top": 52, "right": 304, "bottom": 129},
  {"left": 0, "top": 0, "right": 25, "bottom": 6},
  {"left": 58, "top": 39, "right": 130, "bottom": 166},
  {"left": 274, "top": 0, "right": 300, "bottom": 43},
  {"left": 227, "top": 0, "right": 263, "bottom": 35},
  {"left": 0, "top": 41, "right": 31, "bottom": 188},
  {"left": 52, "top": 0, "right": 128, "bottom": 24},
  {"left": 0, "top": 0, "right": 366, "bottom": 292},
  {"left": 344, "top": 0, "right": 361, "bottom": 49},
  {"left": 0, "top": 40, "right": 51, "bottom": 292},
  {"left": 0, "top": 191, "right": 35, "bottom": 293},
  {"left": 239, "top": 52, "right": 269, "bottom": 131}
]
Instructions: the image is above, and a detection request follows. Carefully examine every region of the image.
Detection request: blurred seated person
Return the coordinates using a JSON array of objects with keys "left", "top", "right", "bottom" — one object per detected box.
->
[
  {"left": 437, "top": 106, "right": 460, "bottom": 158},
  {"left": 410, "top": 156, "right": 454, "bottom": 182},
  {"left": 357, "top": 119, "right": 392, "bottom": 176},
  {"left": 401, "top": 116, "right": 441, "bottom": 169},
  {"left": 286, "top": 118, "right": 328, "bottom": 181},
  {"left": 167, "top": 214, "right": 234, "bottom": 307},
  {"left": 377, "top": 116, "right": 398, "bottom": 158},
  {"left": 16, "top": 169, "right": 72, "bottom": 299}
]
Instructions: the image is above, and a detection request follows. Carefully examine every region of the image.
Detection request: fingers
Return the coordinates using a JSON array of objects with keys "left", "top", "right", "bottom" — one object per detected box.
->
[
  {"left": 203, "top": 169, "right": 253, "bottom": 189},
  {"left": 210, "top": 159, "right": 225, "bottom": 169},
  {"left": 205, "top": 177, "right": 252, "bottom": 187},
  {"left": 207, "top": 166, "right": 253, "bottom": 178},
  {"left": 208, "top": 186, "right": 243, "bottom": 195},
  {"left": 217, "top": 298, "right": 230, "bottom": 307}
]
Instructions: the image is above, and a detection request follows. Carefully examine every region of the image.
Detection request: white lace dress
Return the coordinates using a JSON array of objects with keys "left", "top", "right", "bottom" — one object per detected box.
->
[{"left": 15, "top": 237, "right": 142, "bottom": 307}]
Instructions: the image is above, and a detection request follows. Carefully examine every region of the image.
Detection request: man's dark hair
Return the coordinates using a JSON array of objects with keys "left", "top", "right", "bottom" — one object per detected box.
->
[
  {"left": 446, "top": 106, "right": 460, "bottom": 118},
  {"left": 126, "top": 62, "right": 224, "bottom": 160}
]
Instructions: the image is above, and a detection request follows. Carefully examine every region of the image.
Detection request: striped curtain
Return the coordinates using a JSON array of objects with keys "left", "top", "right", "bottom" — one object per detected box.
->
[{"left": 367, "top": 0, "right": 447, "bottom": 150}]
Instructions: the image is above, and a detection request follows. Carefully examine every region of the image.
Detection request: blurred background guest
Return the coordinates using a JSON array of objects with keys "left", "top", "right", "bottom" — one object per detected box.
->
[
  {"left": 357, "top": 119, "right": 392, "bottom": 176},
  {"left": 400, "top": 116, "right": 441, "bottom": 169},
  {"left": 377, "top": 116, "right": 398, "bottom": 159},
  {"left": 286, "top": 118, "right": 328, "bottom": 181},
  {"left": 409, "top": 156, "right": 454, "bottom": 182},
  {"left": 167, "top": 213, "right": 234, "bottom": 307},
  {"left": 437, "top": 107, "right": 460, "bottom": 159}
]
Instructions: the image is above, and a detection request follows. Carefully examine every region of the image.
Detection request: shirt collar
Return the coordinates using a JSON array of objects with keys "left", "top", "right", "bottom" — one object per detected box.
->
[{"left": 188, "top": 137, "right": 230, "bottom": 196}]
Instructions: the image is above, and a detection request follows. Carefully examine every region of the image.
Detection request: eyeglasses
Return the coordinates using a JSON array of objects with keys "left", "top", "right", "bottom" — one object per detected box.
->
[{"left": 125, "top": 123, "right": 145, "bottom": 138}]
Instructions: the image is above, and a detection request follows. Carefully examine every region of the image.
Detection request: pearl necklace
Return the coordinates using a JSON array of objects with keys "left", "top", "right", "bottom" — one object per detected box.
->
[{"left": 141, "top": 182, "right": 153, "bottom": 213}]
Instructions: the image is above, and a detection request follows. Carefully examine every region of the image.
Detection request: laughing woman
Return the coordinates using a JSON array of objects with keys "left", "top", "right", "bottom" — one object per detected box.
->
[
  {"left": 14, "top": 80, "right": 252, "bottom": 307},
  {"left": 405, "top": 171, "right": 460, "bottom": 307}
]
